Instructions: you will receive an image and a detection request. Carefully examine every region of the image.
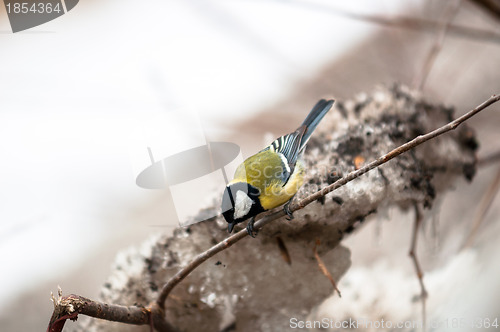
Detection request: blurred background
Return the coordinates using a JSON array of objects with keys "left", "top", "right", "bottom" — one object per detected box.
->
[{"left": 1, "top": 0, "right": 500, "bottom": 331}]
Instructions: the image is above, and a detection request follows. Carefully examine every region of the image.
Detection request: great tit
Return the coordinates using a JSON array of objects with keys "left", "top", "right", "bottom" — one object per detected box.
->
[{"left": 221, "top": 99, "right": 335, "bottom": 236}]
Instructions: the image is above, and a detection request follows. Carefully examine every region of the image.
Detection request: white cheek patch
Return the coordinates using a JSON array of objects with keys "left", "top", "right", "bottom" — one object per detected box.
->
[{"left": 234, "top": 190, "right": 253, "bottom": 219}]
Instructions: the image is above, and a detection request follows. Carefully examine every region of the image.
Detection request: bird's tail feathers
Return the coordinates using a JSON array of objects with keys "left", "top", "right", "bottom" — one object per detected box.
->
[{"left": 299, "top": 99, "right": 334, "bottom": 150}]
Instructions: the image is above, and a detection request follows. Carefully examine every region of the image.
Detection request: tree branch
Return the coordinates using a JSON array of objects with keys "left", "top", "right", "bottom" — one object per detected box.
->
[
  {"left": 47, "top": 287, "right": 178, "bottom": 332},
  {"left": 275, "top": 0, "right": 500, "bottom": 44},
  {"left": 478, "top": 149, "right": 500, "bottom": 167},
  {"left": 413, "top": 0, "right": 462, "bottom": 90},
  {"left": 50, "top": 89, "right": 498, "bottom": 332},
  {"left": 293, "top": 93, "right": 499, "bottom": 209},
  {"left": 409, "top": 204, "right": 428, "bottom": 327},
  {"left": 462, "top": 165, "right": 500, "bottom": 249},
  {"left": 157, "top": 93, "right": 500, "bottom": 309}
]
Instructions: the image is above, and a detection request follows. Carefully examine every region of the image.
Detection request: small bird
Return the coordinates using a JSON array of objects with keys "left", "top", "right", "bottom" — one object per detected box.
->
[{"left": 221, "top": 99, "right": 335, "bottom": 236}]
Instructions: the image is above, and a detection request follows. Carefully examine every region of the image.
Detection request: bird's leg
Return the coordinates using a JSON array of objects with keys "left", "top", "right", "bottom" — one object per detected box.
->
[
  {"left": 246, "top": 216, "right": 257, "bottom": 238},
  {"left": 284, "top": 196, "right": 296, "bottom": 220}
]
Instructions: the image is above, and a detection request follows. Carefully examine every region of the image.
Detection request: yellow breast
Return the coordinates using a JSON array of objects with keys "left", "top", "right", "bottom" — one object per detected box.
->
[{"left": 259, "top": 160, "right": 305, "bottom": 210}]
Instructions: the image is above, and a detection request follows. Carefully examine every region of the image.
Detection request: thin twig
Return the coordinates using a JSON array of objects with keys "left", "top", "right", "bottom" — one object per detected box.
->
[
  {"left": 294, "top": 94, "right": 500, "bottom": 209},
  {"left": 470, "top": 0, "right": 500, "bottom": 20},
  {"left": 313, "top": 239, "right": 341, "bottom": 297},
  {"left": 409, "top": 204, "right": 428, "bottom": 330},
  {"left": 414, "top": 0, "right": 462, "bottom": 90},
  {"left": 462, "top": 165, "right": 500, "bottom": 249},
  {"left": 271, "top": 0, "right": 500, "bottom": 44},
  {"left": 478, "top": 150, "right": 500, "bottom": 167},
  {"left": 157, "top": 94, "right": 500, "bottom": 309},
  {"left": 47, "top": 94, "right": 499, "bottom": 331},
  {"left": 276, "top": 236, "right": 292, "bottom": 265},
  {"left": 157, "top": 226, "right": 250, "bottom": 308}
]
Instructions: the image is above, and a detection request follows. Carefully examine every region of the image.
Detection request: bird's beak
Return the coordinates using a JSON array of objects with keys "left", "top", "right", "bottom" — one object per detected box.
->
[{"left": 227, "top": 222, "right": 235, "bottom": 233}]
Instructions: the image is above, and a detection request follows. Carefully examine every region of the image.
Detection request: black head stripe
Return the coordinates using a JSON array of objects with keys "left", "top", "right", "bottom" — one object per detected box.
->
[
  {"left": 226, "top": 182, "right": 261, "bottom": 200},
  {"left": 226, "top": 184, "right": 235, "bottom": 207}
]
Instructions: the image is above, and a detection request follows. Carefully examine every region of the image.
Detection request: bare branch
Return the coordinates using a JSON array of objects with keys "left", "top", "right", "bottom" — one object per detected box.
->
[
  {"left": 274, "top": 0, "right": 500, "bottom": 44},
  {"left": 462, "top": 165, "right": 500, "bottom": 249},
  {"left": 47, "top": 291, "right": 178, "bottom": 332},
  {"left": 413, "top": 0, "right": 462, "bottom": 90},
  {"left": 157, "top": 93, "right": 500, "bottom": 309},
  {"left": 51, "top": 90, "right": 498, "bottom": 331},
  {"left": 478, "top": 150, "right": 500, "bottom": 167},
  {"left": 409, "top": 204, "right": 428, "bottom": 328},
  {"left": 293, "top": 94, "right": 500, "bottom": 210},
  {"left": 470, "top": 0, "right": 500, "bottom": 20},
  {"left": 276, "top": 236, "right": 292, "bottom": 265},
  {"left": 156, "top": 226, "right": 249, "bottom": 308},
  {"left": 314, "top": 239, "right": 341, "bottom": 297}
]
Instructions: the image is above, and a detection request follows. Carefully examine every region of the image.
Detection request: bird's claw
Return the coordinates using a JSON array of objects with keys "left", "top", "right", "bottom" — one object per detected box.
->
[{"left": 246, "top": 217, "right": 258, "bottom": 238}]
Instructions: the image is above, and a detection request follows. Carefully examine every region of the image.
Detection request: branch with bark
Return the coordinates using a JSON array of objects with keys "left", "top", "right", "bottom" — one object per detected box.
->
[{"left": 48, "top": 85, "right": 499, "bottom": 332}]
